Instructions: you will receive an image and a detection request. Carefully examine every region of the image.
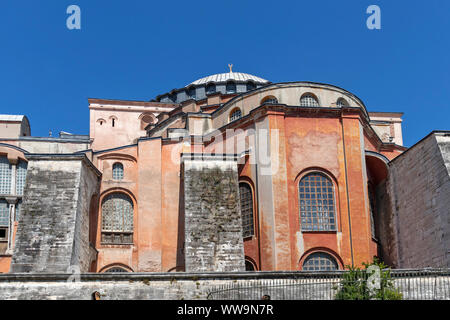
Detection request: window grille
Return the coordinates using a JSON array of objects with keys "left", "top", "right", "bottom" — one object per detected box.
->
[
  {"left": 299, "top": 173, "right": 336, "bottom": 231},
  {"left": 262, "top": 97, "right": 278, "bottom": 104},
  {"left": 0, "top": 157, "right": 12, "bottom": 195},
  {"left": 16, "top": 161, "right": 27, "bottom": 195},
  {"left": 300, "top": 94, "right": 319, "bottom": 107},
  {"left": 112, "top": 163, "right": 124, "bottom": 180},
  {"left": 302, "top": 252, "right": 339, "bottom": 271},
  {"left": 239, "top": 183, "right": 254, "bottom": 238},
  {"left": 230, "top": 109, "right": 242, "bottom": 122},
  {"left": 105, "top": 267, "right": 129, "bottom": 273},
  {"left": 0, "top": 200, "right": 9, "bottom": 227},
  {"left": 101, "top": 193, "right": 133, "bottom": 244}
]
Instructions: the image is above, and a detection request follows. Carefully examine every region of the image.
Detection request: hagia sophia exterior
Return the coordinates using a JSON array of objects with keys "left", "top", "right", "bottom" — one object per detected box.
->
[{"left": 0, "top": 68, "right": 449, "bottom": 276}]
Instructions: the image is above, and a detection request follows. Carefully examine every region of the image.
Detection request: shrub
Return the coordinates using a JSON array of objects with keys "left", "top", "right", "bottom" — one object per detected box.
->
[{"left": 334, "top": 258, "right": 402, "bottom": 300}]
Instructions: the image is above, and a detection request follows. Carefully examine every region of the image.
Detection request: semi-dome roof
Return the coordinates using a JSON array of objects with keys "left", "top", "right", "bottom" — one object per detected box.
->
[{"left": 188, "top": 71, "right": 269, "bottom": 86}]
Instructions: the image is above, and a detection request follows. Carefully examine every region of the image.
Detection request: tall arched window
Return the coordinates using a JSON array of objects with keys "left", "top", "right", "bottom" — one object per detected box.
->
[
  {"left": 299, "top": 172, "right": 336, "bottom": 231},
  {"left": 101, "top": 193, "right": 134, "bottom": 244},
  {"left": 230, "top": 108, "right": 242, "bottom": 122},
  {"left": 226, "top": 81, "right": 236, "bottom": 94},
  {"left": 112, "top": 163, "right": 124, "bottom": 181},
  {"left": 239, "top": 183, "right": 254, "bottom": 238},
  {"left": 16, "top": 160, "right": 27, "bottom": 195},
  {"left": 261, "top": 96, "right": 278, "bottom": 105},
  {"left": 300, "top": 94, "right": 319, "bottom": 107},
  {"left": 337, "top": 98, "right": 348, "bottom": 107},
  {"left": 0, "top": 157, "right": 12, "bottom": 195},
  {"left": 302, "top": 252, "right": 339, "bottom": 271}
]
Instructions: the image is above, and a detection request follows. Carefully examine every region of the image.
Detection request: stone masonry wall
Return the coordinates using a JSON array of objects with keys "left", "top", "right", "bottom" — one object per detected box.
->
[
  {"left": 382, "top": 132, "right": 450, "bottom": 268},
  {"left": 0, "top": 271, "right": 448, "bottom": 300},
  {"left": 183, "top": 155, "right": 245, "bottom": 272},
  {"left": 10, "top": 155, "right": 100, "bottom": 273}
]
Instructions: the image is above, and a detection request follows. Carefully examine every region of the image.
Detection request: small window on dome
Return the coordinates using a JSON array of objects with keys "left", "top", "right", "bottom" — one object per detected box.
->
[
  {"left": 261, "top": 96, "right": 278, "bottom": 105},
  {"left": 206, "top": 84, "right": 216, "bottom": 95},
  {"left": 300, "top": 94, "right": 320, "bottom": 107},
  {"left": 187, "top": 87, "right": 196, "bottom": 99},
  {"left": 246, "top": 82, "right": 256, "bottom": 91},
  {"left": 230, "top": 108, "right": 242, "bottom": 122},
  {"left": 226, "top": 81, "right": 237, "bottom": 94},
  {"left": 337, "top": 98, "right": 348, "bottom": 107}
]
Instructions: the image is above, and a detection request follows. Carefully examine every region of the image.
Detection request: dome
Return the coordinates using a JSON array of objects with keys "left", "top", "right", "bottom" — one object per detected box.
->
[{"left": 188, "top": 71, "right": 269, "bottom": 86}]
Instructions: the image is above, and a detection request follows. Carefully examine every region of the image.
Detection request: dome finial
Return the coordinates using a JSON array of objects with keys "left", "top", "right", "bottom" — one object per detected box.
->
[{"left": 228, "top": 63, "right": 233, "bottom": 73}]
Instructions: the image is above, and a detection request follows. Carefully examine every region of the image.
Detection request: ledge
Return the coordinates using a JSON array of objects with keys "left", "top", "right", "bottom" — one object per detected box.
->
[{"left": 0, "top": 269, "right": 448, "bottom": 283}]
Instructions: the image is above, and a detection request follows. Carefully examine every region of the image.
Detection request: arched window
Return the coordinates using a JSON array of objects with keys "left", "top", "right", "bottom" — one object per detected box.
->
[
  {"left": 261, "top": 96, "right": 278, "bottom": 105},
  {"left": 101, "top": 193, "right": 134, "bottom": 244},
  {"left": 230, "top": 108, "right": 242, "bottom": 122},
  {"left": 16, "top": 160, "right": 27, "bottom": 195},
  {"left": 246, "top": 82, "right": 256, "bottom": 91},
  {"left": 337, "top": 98, "right": 348, "bottom": 107},
  {"left": 112, "top": 163, "right": 124, "bottom": 180},
  {"left": 245, "top": 260, "right": 256, "bottom": 271},
  {"left": 206, "top": 83, "right": 216, "bottom": 95},
  {"left": 226, "top": 81, "right": 236, "bottom": 94},
  {"left": 187, "top": 87, "right": 196, "bottom": 99},
  {"left": 299, "top": 172, "right": 336, "bottom": 231},
  {"left": 169, "top": 92, "right": 177, "bottom": 103},
  {"left": 0, "top": 157, "right": 12, "bottom": 195},
  {"left": 104, "top": 266, "right": 130, "bottom": 273},
  {"left": 300, "top": 94, "right": 319, "bottom": 107},
  {"left": 302, "top": 252, "right": 339, "bottom": 271},
  {"left": 239, "top": 183, "right": 254, "bottom": 238}
]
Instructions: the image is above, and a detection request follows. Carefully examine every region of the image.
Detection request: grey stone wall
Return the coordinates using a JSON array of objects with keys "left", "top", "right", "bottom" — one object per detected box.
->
[
  {"left": 182, "top": 155, "right": 245, "bottom": 272},
  {"left": 380, "top": 132, "right": 450, "bottom": 268},
  {"left": 0, "top": 271, "right": 448, "bottom": 300},
  {"left": 10, "top": 155, "right": 100, "bottom": 273}
]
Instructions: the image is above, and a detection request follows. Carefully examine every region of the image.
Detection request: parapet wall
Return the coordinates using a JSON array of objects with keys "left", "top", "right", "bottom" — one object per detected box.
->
[{"left": 0, "top": 271, "right": 448, "bottom": 300}]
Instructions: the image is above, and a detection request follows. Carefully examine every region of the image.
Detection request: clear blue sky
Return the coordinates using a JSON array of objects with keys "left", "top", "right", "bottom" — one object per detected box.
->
[{"left": 0, "top": 0, "right": 449, "bottom": 147}]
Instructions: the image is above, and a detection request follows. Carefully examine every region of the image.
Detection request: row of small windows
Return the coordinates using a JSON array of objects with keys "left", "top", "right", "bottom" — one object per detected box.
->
[
  {"left": 183, "top": 82, "right": 258, "bottom": 101},
  {"left": 229, "top": 96, "right": 349, "bottom": 122},
  {"left": 0, "top": 157, "right": 27, "bottom": 196}
]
